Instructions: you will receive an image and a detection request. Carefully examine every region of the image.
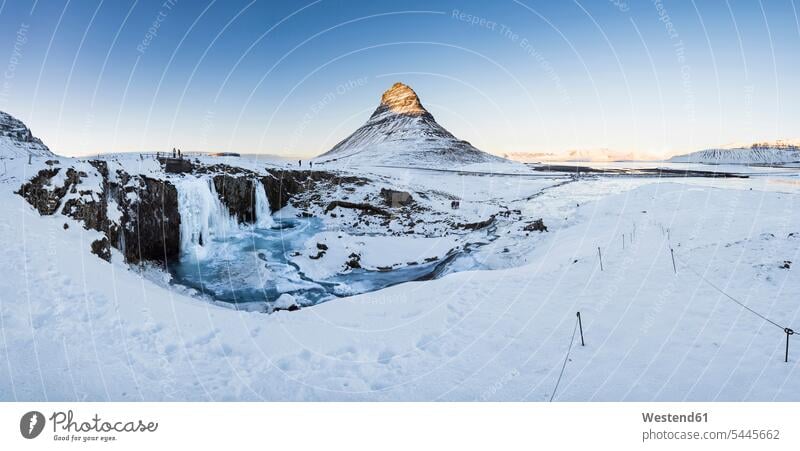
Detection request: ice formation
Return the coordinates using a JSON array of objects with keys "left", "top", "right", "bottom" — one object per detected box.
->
[
  {"left": 177, "top": 176, "right": 239, "bottom": 259},
  {"left": 254, "top": 180, "right": 274, "bottom": 229}
]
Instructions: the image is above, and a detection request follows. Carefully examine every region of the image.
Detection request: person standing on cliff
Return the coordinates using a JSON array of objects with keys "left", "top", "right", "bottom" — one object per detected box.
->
[{"left": 298, "top": 159, "right": 302, "bottom": 167}]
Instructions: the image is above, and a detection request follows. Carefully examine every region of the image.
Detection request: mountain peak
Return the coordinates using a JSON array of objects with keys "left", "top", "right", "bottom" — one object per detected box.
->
[
  {"left": 379, "top": 82, "right": 427, "bottom": 116},
  {"left": 316, "top": 82, "right": 510, "bottom": 168},
  {"left": 0, "top": 110, "right": 53, "bottom": 158}
]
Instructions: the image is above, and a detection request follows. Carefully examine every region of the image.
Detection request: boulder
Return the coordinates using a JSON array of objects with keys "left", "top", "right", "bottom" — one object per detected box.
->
[
  {"left": 523, "top": 219, "right": 548, "bottom": 233},
  {"left": 380, "top": 188, "right": 414, "bottom": 207}
]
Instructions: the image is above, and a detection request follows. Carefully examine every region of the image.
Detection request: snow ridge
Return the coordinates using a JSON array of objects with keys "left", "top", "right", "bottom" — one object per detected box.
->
[
  {"left": 316, "top": 82, "right": 508, "bottom": 168},
  {"left": 0, "top": 110, "right": 53, "bottom": 158}
]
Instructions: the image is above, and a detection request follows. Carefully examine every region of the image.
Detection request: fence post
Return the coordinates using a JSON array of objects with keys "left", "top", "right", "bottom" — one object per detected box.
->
[
  {"left": 577, "top": 312, "right": 585, "bottom": 346},
  {"left": 786, "top": 328, "right": 794, "bottom": 363},
  {"left": 670, "top": 248, "right": 677, "bottom": 274},
  {"left": 597, "top": 247, "right": 603, "bottom": 271}
]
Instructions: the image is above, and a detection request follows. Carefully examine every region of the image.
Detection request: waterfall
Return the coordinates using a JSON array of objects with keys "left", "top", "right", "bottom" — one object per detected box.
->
[
  {"left": 177, "top": 176, "right": 238, "bottom": 259},
  {"left": 254, "top": 180, "right": 274, "bottom": 228}
]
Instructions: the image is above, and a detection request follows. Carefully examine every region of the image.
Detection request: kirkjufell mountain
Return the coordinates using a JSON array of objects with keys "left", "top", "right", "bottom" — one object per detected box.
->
[
  {"left": 0, "top": 111, "right": 53, "bottom": 158},
  {"left": 316, "top": 82, "right": 509, "bottom": 168}
]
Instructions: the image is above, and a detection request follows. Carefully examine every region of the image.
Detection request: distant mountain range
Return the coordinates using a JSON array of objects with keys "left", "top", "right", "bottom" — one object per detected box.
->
[
  {"left": 668, "top": 142, "right": 800, "bottom": 164},
  {"left": 315, "top": 82, "right": 510, "bottom": 168},
  {"left": 506, "top": 142, "right": 800, "bottom": 165},
  {"left": 0, "top": 111, "right": 53, "bottom": 158}
]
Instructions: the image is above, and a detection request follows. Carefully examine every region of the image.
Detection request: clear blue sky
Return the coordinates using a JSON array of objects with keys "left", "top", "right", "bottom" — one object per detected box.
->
[{"left": 0, "top": 0, "right": 797, "bottom": 158}]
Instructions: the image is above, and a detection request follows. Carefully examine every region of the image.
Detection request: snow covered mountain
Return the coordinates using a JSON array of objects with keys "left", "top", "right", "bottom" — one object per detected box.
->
[
  {"left": 315, "top": 82, "right": 509, "bottom": 168},
  {"left": 0, "top": 111, "right": 54, "bottom": 158},
  {"left": 669, "top": 144, "right": 800, "bottom": 164}
]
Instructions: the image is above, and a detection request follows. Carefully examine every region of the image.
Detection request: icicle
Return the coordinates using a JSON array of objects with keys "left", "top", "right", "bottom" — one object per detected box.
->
[
  {"left": 254, "top": 180, "right": 274, "bottom": 228},
  {"left": 177, "top": 176, "right": 238, "bottom": 259}
]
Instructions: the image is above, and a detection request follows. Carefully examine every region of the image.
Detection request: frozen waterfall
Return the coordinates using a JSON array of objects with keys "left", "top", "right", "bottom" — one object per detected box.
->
[
  {"left": 177, "top": 177, "right": 239, "bottom": 259},
  {"left": 254, "top": 180, "right": 274, "bottom": 228}
]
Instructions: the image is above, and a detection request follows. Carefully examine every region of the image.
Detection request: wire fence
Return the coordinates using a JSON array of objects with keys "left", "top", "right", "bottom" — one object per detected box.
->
[
  {"left": 673, "top": 252, "right": 787, "bottom": 332},
  {"left": 549, "top": 225, "right": 796, "bottom": 400},
  {"left": 550, "top": 315, "right": 580, "bottom": 402}
]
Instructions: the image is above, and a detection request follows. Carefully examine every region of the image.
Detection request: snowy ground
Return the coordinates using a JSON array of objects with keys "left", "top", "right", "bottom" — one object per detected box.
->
[{"left": 1, "top": 157, "right": 799, "bottom": 401}]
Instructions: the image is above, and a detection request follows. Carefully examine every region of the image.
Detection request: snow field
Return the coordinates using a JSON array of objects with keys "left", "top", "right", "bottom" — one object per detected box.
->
[{"left": 1, "top": 157, "right": 799, "bottom": 400}]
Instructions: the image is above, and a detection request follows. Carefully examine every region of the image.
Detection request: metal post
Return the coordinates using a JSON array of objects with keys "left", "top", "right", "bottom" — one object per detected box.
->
[
  {"left": 597, "top": 247, "right": 603, "bottom": 271},
  {"left": 622, "top": 234, "right": 625, "bottom": 250},
  {"left": 785, "top": 328, "right": 794, "bottom": 363},
  {"left": 670, "top": 248, "right": 677, "bottom": 274},
  {"left": 577, "top": 312, "right": 585, "bottom": 346}
]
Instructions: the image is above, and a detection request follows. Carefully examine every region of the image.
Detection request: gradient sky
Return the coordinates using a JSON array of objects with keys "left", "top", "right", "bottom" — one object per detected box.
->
[{"left": 0, "top": 0, "right": 798, "bottom": 158}]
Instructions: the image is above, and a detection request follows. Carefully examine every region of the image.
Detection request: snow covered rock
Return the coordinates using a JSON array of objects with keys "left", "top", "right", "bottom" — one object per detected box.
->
[
  {"left": 273, "top": 293, "right": 300, "bottom": 311},
  {"left": 0, "top": 110, "right": 54, "bottom": 158},
  {"left": 291, "top": 231, "right": 460, "bottom": 280},
  {"left": 315, "top": 82, "right": 510, "bottom": 168},
  {"left": 261, "top": 168, "right": 368, "bottom": 212},
  {"left": 17, "top": 160, "right": 181, "bottom": 264}
]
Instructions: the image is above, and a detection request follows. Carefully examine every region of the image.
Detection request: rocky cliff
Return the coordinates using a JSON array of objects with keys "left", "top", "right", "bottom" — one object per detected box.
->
[
  {"left": 0, "top": 111, "right": 54, "bottom": 158},
  {"left": 18, "top": 161, "right": 180, "bottom": 263},
  {"left": 16, "top": 159, "right": 373, "bottom": 265}
]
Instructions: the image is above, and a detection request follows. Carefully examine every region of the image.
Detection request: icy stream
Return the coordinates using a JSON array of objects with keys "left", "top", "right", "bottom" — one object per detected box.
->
[
  {"left": 169, "top": 176, "right": 453, "bottom": 311},
  {"left": 168, "top": 217, "right": 454, "bottom": 310}
]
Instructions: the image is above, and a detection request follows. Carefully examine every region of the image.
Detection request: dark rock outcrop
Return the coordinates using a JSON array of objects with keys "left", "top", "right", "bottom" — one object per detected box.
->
[
  {"left": 457, "top": 215, "right": 495, "bottom": 230},
  {"left": 159, "top": 157, "right": 194, "bottom": 174},
  {"left": 16, "top": 168, "right": 65, "bottom": 214},
  {"left": 62, "top": 193, "right": 113, "bottom": 235},
  {"left": 17, "top": 167, "right": 85, "bottom": 215},
  {"left": 213, "top": 174, "right": 256, "bottom": 223},
  {"left": 380, "top": 188, "right": 414, "bottom": 207},
  {"left": 523, "top": 218, "right": 548, "bottom": 233},
  {"left": 346, "top": 252, "right": 362, "bottom": 269},
  {"left": 91, "top": 237, "right": 112, "bottom": 262},
  {"left": 62, "top": 164, "right": 112, "bottom": 234},
  {"left": 262, "top": 169, "right": 367, "bottom": 212},
  {"left": 120, "top": 176, "right": 181, "bottom": 264},
  {"left": 324, "top": 201, "right": 390, "bottom": 217}
]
